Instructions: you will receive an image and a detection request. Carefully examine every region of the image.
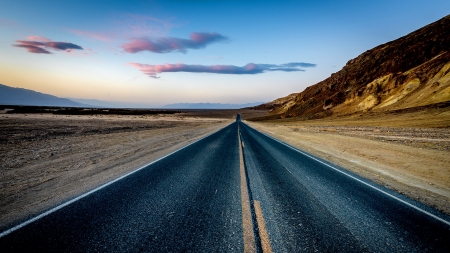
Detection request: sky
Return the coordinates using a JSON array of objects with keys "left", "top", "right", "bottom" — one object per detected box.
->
[{"left": 1, "top": 0, "right": 449, "bottom": 107}]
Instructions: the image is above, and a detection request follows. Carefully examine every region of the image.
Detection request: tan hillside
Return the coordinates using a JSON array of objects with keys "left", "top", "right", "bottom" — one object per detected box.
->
[
  {"left": 253, "top": 14, "right": 450, "bottom": 120},
  {"left": 252, "top": 92, "right": 299, "bottom": 111}
]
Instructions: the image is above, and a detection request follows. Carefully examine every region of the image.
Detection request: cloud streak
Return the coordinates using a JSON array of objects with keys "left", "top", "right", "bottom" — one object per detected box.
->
[
  {"left": 70, "top": 30, "right": 113, "bottom": 42},
  {"left": 122, "top": 32, "right": 229, "bottom": 54},
  {"left": 12, "top": 36, "right": 83, "bottom": 54},
  {"left": 129, "top": 62, "right": 316, "bottom": 78},
  {"left": 70, "top": 14, "right": 172, "bottom": 43},
  {"left": 0, "top": 18, "right": 18, "bottom": 29},
  {"left": 115, "top": 14, "right": 172, "bottom": 38},
  {"left": 13, "top": 44, "right": 52, "bottom": 54}
]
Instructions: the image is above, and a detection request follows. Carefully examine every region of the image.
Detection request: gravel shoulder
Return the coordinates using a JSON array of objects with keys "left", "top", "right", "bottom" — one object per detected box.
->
[
  {"left": 0, "top": 114, "right": 232, "bottom": 229},
  {"left": 245, "top": 120, "right": 450, "bottom": 215}
]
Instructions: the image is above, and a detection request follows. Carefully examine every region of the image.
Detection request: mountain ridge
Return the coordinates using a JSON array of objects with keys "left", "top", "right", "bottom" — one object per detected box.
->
[
  {"left": 0, "top": 84, "right": 264, "bottom": 109},
  {"left": 0, "top": 84, "right": 87, "bottom": 107},
  {"left": 253, "top": 14, "right": 450, "bottom": 120}
]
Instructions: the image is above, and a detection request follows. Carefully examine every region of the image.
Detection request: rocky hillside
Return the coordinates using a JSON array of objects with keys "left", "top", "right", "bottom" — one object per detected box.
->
[
  {"left": 254, "top": 14, "right": 450, "bottom": 119},
  {"left": 251, "top": 93, "right": 298, "bottom": 111}
]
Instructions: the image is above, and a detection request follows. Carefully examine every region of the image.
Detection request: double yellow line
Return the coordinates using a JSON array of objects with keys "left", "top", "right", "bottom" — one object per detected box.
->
[{"left": 238, "top": 126, "right": 272, "bottom": 253}]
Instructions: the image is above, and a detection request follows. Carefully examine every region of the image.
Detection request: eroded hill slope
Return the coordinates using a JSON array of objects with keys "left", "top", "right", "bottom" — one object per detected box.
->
[{"left": 254, "top": 15, "right": 450, "bottom": 119}]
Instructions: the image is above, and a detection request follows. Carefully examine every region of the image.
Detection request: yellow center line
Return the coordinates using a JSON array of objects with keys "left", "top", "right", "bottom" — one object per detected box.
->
[
  {"left": 254, "top": 200, "right": 273, "bottom": 253},
  {"left": 239, "top": 126, "right": 273, "bottom": 252},
  {"left": 238, "top": 127, "right": 256, "bottom": 253}
]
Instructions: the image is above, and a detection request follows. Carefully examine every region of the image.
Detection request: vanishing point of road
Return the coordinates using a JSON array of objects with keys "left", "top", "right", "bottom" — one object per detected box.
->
[{"left": 1, "top": 115, "right": 449, "bottom": 252}]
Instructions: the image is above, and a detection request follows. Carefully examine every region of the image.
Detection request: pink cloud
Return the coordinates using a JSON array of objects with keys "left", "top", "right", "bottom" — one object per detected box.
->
[
  {"left": 13, "top": 44, "right": 51, "bottom": 54},
  {"left": 128, "top": 62, "right": 314, "bottom": 78},
  {"left": 26, "top": 35, "right": 51, "bottom": 42},
  {"left": 122, "top": 32, "right": 229, "bottom": 54},
  {"left": 71, "top": 30, "right": 113, "bottom": 42},
  {"left": 12, "top": 36, "right": 83, "bottom": 54}
]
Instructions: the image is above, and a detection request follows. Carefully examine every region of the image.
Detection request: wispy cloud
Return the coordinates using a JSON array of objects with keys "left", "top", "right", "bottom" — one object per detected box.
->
[
  {"left": 0, "top": 18, "right": 18, "bottom": 29},
  {"left": 13, "top": 44, "right": 52, "bottom": 54},
  {"left": 115, "top": 14, "right": 173, "bottom": 38},
  {"left": 122, "top": 32, "right": 229, "bottom": 54},
  {"left": 66, "top": 47, "right": 97, "bottom": 57},
  {"left": 129, "top": 62, "right": 316, "bottom": 78},
  {"left": 26, "top": 35, "right": 51, "bottom": 42},
  {"left": 70, "top": 30, "right": 113, "bottom": 42},
  {"left": 12, "top": 36, "right": 83, "bottom": 54},
  {"left": 70, "top": 14, "right": 172, "bottom": 43}
]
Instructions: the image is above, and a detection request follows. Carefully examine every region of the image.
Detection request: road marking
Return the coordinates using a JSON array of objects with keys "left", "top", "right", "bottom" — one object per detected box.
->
[
  {"left": 254, "top": 200, "right": 273, "bottom": 253},
  {"left": 238, "top": 126, "right": 256, "bottom": 253},
  {"left": 244, "top": 123, "right": 450, "bottom": 227},
  {"left": 0, "top": 124, "right": 231, "bottom": 238}
]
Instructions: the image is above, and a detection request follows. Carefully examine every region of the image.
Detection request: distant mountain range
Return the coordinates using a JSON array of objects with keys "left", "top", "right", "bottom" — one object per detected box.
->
[
  {"left": 254, "top": 14, "right": 450, "bottom": 119},
  {"left": 0, "top": 83, "right": 263, "bottom": 109},
  {"left": 162, "top": 102, "right": 264, "bottom": 109},
  {"left": 0, "top": 84, "right": 87, "bottom": 107}
]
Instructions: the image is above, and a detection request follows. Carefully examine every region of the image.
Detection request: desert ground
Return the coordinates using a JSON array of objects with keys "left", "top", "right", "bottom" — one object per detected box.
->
[
  {"left": 1, "top": 107, "right": 449, "bottom": 230},
  {"left": 0, "top": 110, "right": 254, "bottom": 230},
  {"left": 246, "top": 106, "right": 450, "bottom": 215}
]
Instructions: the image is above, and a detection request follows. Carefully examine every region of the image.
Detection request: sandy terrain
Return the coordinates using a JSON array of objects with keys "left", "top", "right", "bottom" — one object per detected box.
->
[
  {"left": 0, "top": 113, "right": 232, "bottom": 229},
  {"left": 245, "top": 120, "right": 450, "bottom": 215},
  {"left": 264, "top": 104, "right": 450, "bottom": 128}
]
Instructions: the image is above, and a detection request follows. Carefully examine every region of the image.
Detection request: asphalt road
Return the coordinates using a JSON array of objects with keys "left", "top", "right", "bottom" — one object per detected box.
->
[{"left": 1, "top": 115, "right": 449, "bottom": 252}]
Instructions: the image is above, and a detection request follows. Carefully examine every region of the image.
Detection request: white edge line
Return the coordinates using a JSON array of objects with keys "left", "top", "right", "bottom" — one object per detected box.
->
[
  {"left": 0, "top": 123, "right": 231, "bottom": 238},
  {"left": 242, "top": 122, "right": 450, "bottom": 227}
]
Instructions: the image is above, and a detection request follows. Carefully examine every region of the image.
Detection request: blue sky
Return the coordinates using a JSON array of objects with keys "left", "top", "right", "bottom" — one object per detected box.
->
[{"left": 1, "top": 0, "right": 449, "bottom": 107}]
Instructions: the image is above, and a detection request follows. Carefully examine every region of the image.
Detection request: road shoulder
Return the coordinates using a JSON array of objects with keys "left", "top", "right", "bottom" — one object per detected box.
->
[{"left": 244, "top": 121, "right": 450, "bottom": 215}]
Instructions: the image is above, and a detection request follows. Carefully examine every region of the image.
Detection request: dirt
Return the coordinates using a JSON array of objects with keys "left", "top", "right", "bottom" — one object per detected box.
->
[
  {"left": 0, "top": 113, "right": 232, "bottom": 229},
  {"left": 245, "top": 119, "right": 450, "bottom": 215}
]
